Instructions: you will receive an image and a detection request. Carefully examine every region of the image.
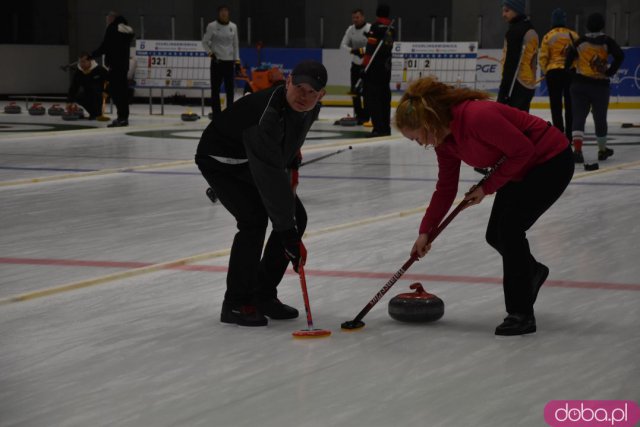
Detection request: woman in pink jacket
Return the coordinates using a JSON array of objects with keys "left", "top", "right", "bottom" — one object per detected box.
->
[{"left": 395, "top": 77, "right": 574, "bottom": 336}]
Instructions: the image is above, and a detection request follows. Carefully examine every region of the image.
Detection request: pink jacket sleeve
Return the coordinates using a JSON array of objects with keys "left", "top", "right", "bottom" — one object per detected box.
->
[{"left": 419, "top": 148, "right": 461, "bottom": 235}]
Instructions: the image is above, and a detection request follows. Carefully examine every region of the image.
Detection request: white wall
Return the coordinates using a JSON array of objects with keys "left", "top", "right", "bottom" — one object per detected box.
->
[
  {"left": 323, "top": 48, "right": 352, "bottom": 87},
  {"left": 0, "top": 45, "right": 69, "bottom": 95}
]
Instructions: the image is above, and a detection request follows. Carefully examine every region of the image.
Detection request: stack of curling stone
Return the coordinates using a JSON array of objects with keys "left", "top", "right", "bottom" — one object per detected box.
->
[
  {"left": 388, "top": 282, "right": 444, "bottom": 323},
  {"left": 48, "top": 104, "right": 65, "bottom": 116},
  {"left": 62, "top": 105, "right": 84, "bottom": 121},
  {"left": 4, "top": 102, "right": 22, "bottom": 114},
  {"left": 333, "top": 115, "right": 358, "bottom": 126},
  {"left": 181, "top": 110, "right": 200, "bottom": 122},
  {"left": 28, "top": 103, "right": 46, "bottom": 116}
]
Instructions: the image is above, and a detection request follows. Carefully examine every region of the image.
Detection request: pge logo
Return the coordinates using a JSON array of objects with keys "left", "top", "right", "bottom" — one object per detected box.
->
[{"left": 476, "top": 64, "right": 498, "bottom": 73}]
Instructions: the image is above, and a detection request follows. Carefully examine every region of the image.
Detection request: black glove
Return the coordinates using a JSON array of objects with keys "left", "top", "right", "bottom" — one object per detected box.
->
[{"left": 278, "top": 228, "right": 307, "bottom": 273}]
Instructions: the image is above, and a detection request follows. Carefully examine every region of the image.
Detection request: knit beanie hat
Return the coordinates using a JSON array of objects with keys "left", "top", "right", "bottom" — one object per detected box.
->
[
  {"left": 586, "top": 13, "right": 605, "bottom": 32},
  {"left": 501, "top": 0, "right": 525, "bottom": 16},
  {"left": 551, "top": 8, "right": 566, "bottom": 27}
]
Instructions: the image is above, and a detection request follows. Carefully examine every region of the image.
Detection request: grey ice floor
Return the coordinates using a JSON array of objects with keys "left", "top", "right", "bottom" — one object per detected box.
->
[{"left": 1, "top": 104, "right": 639, "bottom": 427}]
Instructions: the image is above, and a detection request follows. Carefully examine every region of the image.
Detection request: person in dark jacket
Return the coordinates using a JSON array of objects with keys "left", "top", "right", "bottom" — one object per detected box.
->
[
  {"left": 498, "top": 0, "right": 539, "bottom": 112},
  {"left": 362, "top": 3, "right": 395, "bottom": 137},
  {"left": 195, "top": 60, "right": 327, "bottom": 327},
  {"left": 91, "top": 11, "right": 134, "bottom": 127},
  {"left": 565, "top": 12, "right": 625, "bottom": 171},
  {"left": 68, "top": 53, "right": 108, "bottom": 119}
]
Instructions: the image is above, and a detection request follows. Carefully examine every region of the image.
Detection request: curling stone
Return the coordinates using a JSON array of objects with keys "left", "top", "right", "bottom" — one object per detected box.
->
[
  {"left": 62, "top": 106, "right": 84, "bottom": 121},
  {"left": 333, "top": 116, "right": 358, "bottom": 126},
  {"left": 4, "top": 102, "right": 22, "bottom": 114},
  {"left": 28, "top": 103, "right": 46, "bottom": 116},
  {"left": 181, "top": 111, "right": 200, "bottom": 122},
  {"left": 388, "top": 282, "right": 444, "bottom": 323},
  {"left": 48, "top": 104, "right": 65, "bottom": 116}
]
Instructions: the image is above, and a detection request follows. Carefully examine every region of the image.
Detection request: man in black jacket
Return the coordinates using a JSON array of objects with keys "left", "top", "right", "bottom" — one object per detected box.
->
[
  {"left": 91, "top": 11, "right": 134, "bottom": 127},
  {"left": 68, "top": 53, "right": 108, "bottom": 119},
  {"left": 497, "top": 0, "right": 539, "bottom": 112},
  {"left": 195, "top": 60, "right": 327, "bottom": 327},
  {"left": 362, "top": 4, "right": 395, "bottom": 137}
]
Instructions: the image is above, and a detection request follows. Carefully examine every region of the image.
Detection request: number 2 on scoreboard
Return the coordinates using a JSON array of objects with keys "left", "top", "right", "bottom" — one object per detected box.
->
[{"left": 166, "top": 69, "right": 172, "bottom": 77}]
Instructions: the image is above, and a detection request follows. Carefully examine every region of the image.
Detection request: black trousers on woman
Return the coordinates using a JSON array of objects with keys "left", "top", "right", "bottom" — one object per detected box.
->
[
  {"left": 485, "top": 145, "right": 574, "bottom": 315},
  {"left": 546, "top": 68, "right": 573, "bottom": 140},
  {"left": 195, "top": 155, "right": 307, "bottom": 305}
]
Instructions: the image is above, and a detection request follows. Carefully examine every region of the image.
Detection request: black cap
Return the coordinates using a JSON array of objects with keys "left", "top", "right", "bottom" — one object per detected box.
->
[
  {"left": 586, "top": 13, "right": 605, "bottom": 32},
  {"left": 291, "top": 60, "right": 327, "bottom": 91},
  {"left": 376, "top": 4, "right": 390, "bottom": 18}
]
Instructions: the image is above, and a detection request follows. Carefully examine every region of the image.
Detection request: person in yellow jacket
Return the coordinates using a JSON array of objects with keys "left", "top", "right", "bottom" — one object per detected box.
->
[
  {"left": 498, "top": 0, "right": 539, "bottom": 112},
  {"left": 565, "top": 12, "right": 624, "bottom": 171},
  {"left": 539, "top": 9, "right": 578, "bottom": 140}
]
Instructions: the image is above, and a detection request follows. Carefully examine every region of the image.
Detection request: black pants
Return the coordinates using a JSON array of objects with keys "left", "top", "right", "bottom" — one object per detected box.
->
[
  {"left": 570, "top": 79, "right": 610, "bottom": 138},
  {"left": 501, "top": 80, "right": 535, "bottom": 112},
  {"left": 363, "top": 74, "right": 391, "bottom": 134},
  {"left": 195, "top": 155, "right": 307, "bottom": 305},
  {"left": 74, "top": 87, "right": 102, "bottom": 118},
  {"left": 350, "top": 63, "right": 369, "bottom": 123},
  {"left": 210, "top": 60, "right": 235, "bottom": 116},
  {"left": 485, "top": 145, "right": 574, "bottom": 315},
  {"left": 108, "top": 67, "right": 129, "bottom": 121},
  {"left": 546, "top": 69, "right": 573, "bottom": 140}
]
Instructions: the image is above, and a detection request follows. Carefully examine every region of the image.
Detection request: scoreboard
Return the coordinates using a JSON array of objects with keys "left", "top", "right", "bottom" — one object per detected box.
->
[
  {"left": 134, "top": 40, "right": 210, "bottom": 89},
  {"left": 391, "top": 42, "right": 478, "bottom": 88}
]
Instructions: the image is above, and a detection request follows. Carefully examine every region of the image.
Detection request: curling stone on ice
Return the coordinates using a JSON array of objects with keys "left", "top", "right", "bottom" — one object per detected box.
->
[
  {"left": 333, "top": 115, "right": 358, "bottom": 126},
  {"left": 48, "top": 104, "right": 65, "bottom": 116},
  {"left": 62, "top": 105, "right": 84, "bottom": 121},
  {"left": 181, "top": 110, "right": 200, "bottom": 122},
  {"left": 28, "top": 103, "right": 46, "bottom": 116},
  {"left": 388, "top": 282, "right": 444, "bottom": 323},
  {"left": 4, "top": 102, "right": 22, "bottom": 114}
]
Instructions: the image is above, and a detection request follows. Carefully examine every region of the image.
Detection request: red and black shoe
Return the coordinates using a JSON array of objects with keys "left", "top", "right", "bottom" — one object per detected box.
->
[
  {"left": 256, "top": 298, "right": 299, "bottom": 320},
  {"left": 221, "top": 302, "right": 268, "bottom": 327}
]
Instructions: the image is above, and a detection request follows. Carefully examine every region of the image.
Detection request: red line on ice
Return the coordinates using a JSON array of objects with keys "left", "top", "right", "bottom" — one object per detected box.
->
[{"left": 1, "top": 257, "right": 639, "bottom": 292}]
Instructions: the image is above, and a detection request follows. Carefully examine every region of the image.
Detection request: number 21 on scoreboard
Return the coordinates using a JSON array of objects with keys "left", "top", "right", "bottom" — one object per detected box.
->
[{"left": 148, "top": 57, "right": 167, "bottom": 66}]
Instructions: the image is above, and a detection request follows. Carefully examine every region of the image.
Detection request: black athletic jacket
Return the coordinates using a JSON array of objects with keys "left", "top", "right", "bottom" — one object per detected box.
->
[
  {"left": 197, "top": 85, "right": 320, "bottom": 231},
  {"left": 363, "top": 17, "right": 395, "bottom": 83},
  {"left": 565, "top": 33, "right": 625, "bottom": 86},
  {"left": 91, "top": 15, "right": 134, "bottom": 70},
  {"left": 498, "top": 15, "right": 538, "bottom": 102},
  {"left": 68, "top": 62, "right": 108, "bottom": 102}
]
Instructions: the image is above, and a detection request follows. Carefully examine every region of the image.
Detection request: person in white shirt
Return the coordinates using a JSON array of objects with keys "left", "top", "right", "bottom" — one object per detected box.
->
[
  {"left": 202, "top": 5, "right": 240, "bottom": 117},
  {"left": 340, "top": 9, "right": 371, "bottom": 124}
]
